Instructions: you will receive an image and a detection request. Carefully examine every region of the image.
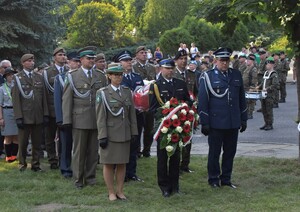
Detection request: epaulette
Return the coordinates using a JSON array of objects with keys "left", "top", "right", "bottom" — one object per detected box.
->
[
  {"left": 44, "top": 66, "right": 51, "bottom": 71},
  {"left": 68, "top": 69, "right": 78, "bottom": 73},
  {"left": 99, "top": 87, "right": 108, "bottom": 91}
]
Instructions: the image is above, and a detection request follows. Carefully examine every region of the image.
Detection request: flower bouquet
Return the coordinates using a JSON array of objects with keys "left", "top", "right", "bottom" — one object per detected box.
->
[{"left": 153, "top": 97, "right": 199, "bottom": 158}]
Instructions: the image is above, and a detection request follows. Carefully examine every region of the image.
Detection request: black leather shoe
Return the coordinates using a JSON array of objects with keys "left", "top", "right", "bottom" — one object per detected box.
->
[
  {"left": 221, "top": 182, "right": 237, "bottom": 189},
  {"left": 259, "top": 125, "right": 266, "bottom": 130},
  {"left": 143, "top": 152, "right": 151, "bottom": 158},
  {"left": 162, "top": 191, "right": 170, "bottom": 197},
  {"left": 181, "top": 168, "right": 194, "bottom": 173},
  {"left": 50, "top": 163, "right": 59, "bottom": 170},
  {"left": 264, "top": 125, "right": 273, "bottom": 131},
  {"left": 130, "top": 175, "right": 144, "bottom": 182},
  {"left": 19, "top": 165, "right": 27, "bottom": 172},
  {"left": 31, "top": 167, "right": 43, "bottom": 172},
  {"left": 210, "top": 183, "right": 220, "bottom": 188}
]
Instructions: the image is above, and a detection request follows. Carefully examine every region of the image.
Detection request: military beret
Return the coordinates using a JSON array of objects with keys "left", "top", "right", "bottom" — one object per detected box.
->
[
  {"left": 67, "top": 51, "right": 80, "bottom": 61},
  {"left": 213, "top": 47, "right": 232, "bottom": 58},
  {"left": 280, "top": 51, "right": 285, "bottom": 55},
  {"left": 266, "top": 56, "right": 275, "bottom": 64},
  {"left": 106, "top": 63, "right": 124, "bottom": 74},
  {"left": 20, "top": 54, "right": 34, "bottom": 63},
  {"left": 159, "top": 58, "right": 175, "bottom": 68},
  {"left": 95, "top": 53, "right": 106, "bottom": 62},
  {"left": 174, "top": 50, "right": 187, "bottom": 60},
  {"left": 247, "top": 54, "right": 256, "bottom": 61},
  {"left": 3, "top": 67, "right": 17, "bottom": 78},
  {"left": 258, "top": 48, "right": 266, "bottom": 55},
  {"left": 113, "top": 50, "right": 132, "bottom": 62},
  {"left": 77, "top": 46, "right": 97, "bottom": 58},
  {"left": 136, "top": 46, "right": 147, "bottom": 54},
  {"left": 53, "top": 47, "right": 66, "bottom": 56}
]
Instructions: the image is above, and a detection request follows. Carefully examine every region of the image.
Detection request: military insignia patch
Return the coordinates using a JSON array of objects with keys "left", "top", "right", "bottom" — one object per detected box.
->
[{"left": 64, "top": 76, "right": 69, "bottom": 84}]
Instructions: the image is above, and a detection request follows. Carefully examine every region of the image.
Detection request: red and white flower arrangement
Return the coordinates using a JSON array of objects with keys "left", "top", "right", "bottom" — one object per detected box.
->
[{"left": 153, "top": 97, "right": 199, "bottom": 158}]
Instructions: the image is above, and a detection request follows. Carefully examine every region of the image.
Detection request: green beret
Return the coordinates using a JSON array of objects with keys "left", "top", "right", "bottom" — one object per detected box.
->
[
  {"left": 20, "top": 54, "right": 34, "bottom": 63},
  {"left": 266, "top": 56, "right": 275, "bottom": 64}
]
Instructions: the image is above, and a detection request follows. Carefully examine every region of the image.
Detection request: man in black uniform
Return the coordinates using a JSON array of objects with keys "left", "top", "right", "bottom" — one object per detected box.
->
[
  {"left": 149, "top": 58, "right": 191, "bottom": 197},
  {"left": 198, "top": 47, "right": 247, "bottom": 189}
]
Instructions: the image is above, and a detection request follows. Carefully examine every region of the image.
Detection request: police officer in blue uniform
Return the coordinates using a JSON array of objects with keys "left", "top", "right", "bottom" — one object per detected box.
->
[
  {"left": 198, "top": 47, "right": 247, "bottom": 189},
  {"left": 149, "top": 58, "right": 191, "bottom": 197},
  {"left": 113, "top": 50, "right": 144, "bottom": 182}
]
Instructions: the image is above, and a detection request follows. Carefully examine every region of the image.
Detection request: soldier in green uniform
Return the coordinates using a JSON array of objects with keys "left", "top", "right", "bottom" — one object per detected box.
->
[
  {"left": 257, "top": 57, "right": 279, "bottom": 131},
  {"left": 242, "top": 54, "right": 258, "bottom": 119},
  {"left": 12, "top": 54, "right": 49, "bottom": 172},
  {"left": 62, "top": 46, "right": 107, "bottom": 189},
  {"left": 174, "top": 50, "right": 194, "bottom": 173},
  {"left": 256, "top": 48, "right": 268, "bottom": 112},
  {"left": 272, "top": 53, "right": 281, "bottom": 108},
  {"left": 132, "top": 46, "right": 156, "bottom": 158},
  {"left": 96, "top": 63, "right": 138, "bottom": 201},
  {"left": 238, "top": 54, "right": 247, "bottom": 75},
  {"left": 43, "top": 47, "right": 69, "bottom": 169},
  {"left": 278, "top": 51, "right": 290, "bottom": 103}
]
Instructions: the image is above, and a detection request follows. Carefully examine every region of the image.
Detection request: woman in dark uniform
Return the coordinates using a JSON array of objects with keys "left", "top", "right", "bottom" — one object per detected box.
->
[
  {"left": 96, "top": 63, "right": 138, "bottom": 201},
  {"left": 0, "top": 68, "right": 18, "bottom": 162}
]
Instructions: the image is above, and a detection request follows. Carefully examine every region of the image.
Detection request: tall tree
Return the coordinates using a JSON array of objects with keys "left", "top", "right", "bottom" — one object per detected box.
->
[
  {"left": 0, "top": 0, "right": 66, "bottom": 65},
  {"left": 140, "top": 0, "right": 192, "bottom": 39},
  {"left": 66, "top": 2, "right": 123, "bottom": 48},
  {"left": 191, "top": 0, "right": 300, "bottom": 159}
]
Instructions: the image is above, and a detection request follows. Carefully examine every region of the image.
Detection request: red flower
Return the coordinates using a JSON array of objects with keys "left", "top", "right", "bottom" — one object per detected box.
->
[
  {"left": 170, "top": 98, "right": 178, "bottom": 106},
  {"left": 179, "top": 113, "right": 187, "bottom": 121},
  {"left": 187, "top": 113, "right": 194, "bottom": 122},
  {"left": 183, "top": 124, "right": 191, "bottom": 133},
  {"left": 169, "top": 107, "right": 174, "bottom": 112},
  {"left": 171, "top": 134, "right": 180, "bottom": 143},
  {"left": 162, "top": 108, "right": 169, "bottom": 115},
  {"left": 183, "top": 106, "right": 189, "bottom": 112},
  {"left": 183, "top": 136, "right": 191, "bottom": 143},
  {"left": 172, "top": 119, "right": 180, "bottom": 127},
  {"left": 163, "top": 119, "right": 171, "bottom": 128}
]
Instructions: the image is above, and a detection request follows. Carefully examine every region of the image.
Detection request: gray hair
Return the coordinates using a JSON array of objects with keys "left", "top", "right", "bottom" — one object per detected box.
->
[{"left": 0, "top": 60, "right": 12, "bottom": 67}]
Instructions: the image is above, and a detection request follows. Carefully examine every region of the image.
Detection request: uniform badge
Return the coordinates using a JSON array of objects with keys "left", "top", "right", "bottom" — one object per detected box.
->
[
  {"left": 64, "top": 77, "right": 69, "bottom": 84},
  {"left": 217, "top": 89, "right": 220, "bottom": 93}
]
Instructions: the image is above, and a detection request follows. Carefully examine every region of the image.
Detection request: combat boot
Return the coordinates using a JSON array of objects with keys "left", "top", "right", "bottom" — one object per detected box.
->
[
  {"left": 279, "top": 98, "right": 285, "bottom": 103},
  {"left": 259, "top": 125, "right": 266, "bottom": 130},
  {"left": 264, "top": 125, "right": 273, "bottom": 131}
]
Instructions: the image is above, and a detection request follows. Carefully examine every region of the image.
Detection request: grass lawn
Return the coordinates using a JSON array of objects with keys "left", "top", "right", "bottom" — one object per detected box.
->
[{"left": 1, "top": 156, "right": 300, "bottom": 211}]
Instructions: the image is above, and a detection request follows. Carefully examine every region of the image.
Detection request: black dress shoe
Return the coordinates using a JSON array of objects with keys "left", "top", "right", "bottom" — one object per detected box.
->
[
  {"left": 162, "top": 191, "right": 170, "bottom": 197},
  {"left": 50, "top": 163, "right": 59, "bottom": 170},
  {"left": 143, "top": 152, "right": 151, "bottom": 158},
  {"left": 221, "top": 182, "right": 237, "bottom": 189},
  {"left": 210, "top": 183, "right": 220, "bottom": 188},
  {"left": 130, "top": 175, "right": 144, "bottom": 182},
  {"left": 181, "top": 168, "right": 194, "bottom": 173},
  {"left": 259, "top": 125, "right": 266, "bottom": 130},
  {"left": 264, "top": 125, "right": 273, "bottom": 131},
  {"left": 31, "top": 167, "right": 43, "bottom": 172},
  {"left": 19, "top": 165, "right": 27, "bottom": 172}
]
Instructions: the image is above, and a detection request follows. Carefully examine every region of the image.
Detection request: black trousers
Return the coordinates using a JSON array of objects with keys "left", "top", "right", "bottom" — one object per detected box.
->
[
  {"left": 142, "top": 111, "right": 154, "bottom": 155},
  {"left": 59, "top": 127, "right": 73, "bottom": 176},
  {"left": 44, "top": 117, "right": 58, "bottom": 165},
  {"left": 126, "top": 112, "right": 144, "bottom": 177},
  {"left": 157, "top": 140, "right": 180, "bottom": 193},
  {"left": 207, "top": 128, "right": 238, "bottom": 185}
]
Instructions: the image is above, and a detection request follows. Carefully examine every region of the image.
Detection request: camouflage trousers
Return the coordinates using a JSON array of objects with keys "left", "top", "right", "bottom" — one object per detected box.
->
[
  {"left": 247, "top": 99, "right": 256, "bottom": 116},
  {"left": 262, "top": 97, "right": 274, "bottom": 125},
  {"left": 279, "top": 74, "right": 287, "bottom": 99}
]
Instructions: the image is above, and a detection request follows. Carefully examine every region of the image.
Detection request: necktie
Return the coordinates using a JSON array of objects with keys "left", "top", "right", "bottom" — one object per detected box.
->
[
  {"left": 60, "top": 67, "right": 63, "bottom": 74},
  {"left": 169, "top": 80, "right": 173, "bottom": 86},
  {"left": 28, "top": 72, "right": 32, "bottom": 78},
  {"left": 87, "top": 70, "right": 92, "bottom": 79},
  {"left": 181, "top": 72, "right": 185, "bottom": 80},
  {"left": 127, "top": 74, "right": 131, "bottom": 81},
  {"left": 116, "top": 88, "right": 121, "bottom": 96}
]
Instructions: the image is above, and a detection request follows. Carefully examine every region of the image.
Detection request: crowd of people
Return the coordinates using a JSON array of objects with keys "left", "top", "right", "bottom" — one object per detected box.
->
[{"left": 0, "top": 43, "right": 295, "bottom": 200}]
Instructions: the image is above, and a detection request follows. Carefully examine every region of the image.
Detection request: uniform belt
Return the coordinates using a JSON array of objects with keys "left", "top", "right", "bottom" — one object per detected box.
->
[{"left": 2, "top": 106, "right": 13, "bottom": 109}]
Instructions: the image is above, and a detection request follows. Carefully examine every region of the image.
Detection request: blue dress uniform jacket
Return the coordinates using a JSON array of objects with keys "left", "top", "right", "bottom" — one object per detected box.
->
[
  {"left": 121, "top": 72, "right": 144, "bottom": 91},
  {"left": 198, "top": 68, "right": 247, "bottom": 129}
]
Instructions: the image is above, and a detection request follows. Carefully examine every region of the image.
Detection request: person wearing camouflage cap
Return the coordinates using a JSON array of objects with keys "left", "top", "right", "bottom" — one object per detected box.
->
[{"left": 256, "top": 57, "right": 279, "bottom": 131}]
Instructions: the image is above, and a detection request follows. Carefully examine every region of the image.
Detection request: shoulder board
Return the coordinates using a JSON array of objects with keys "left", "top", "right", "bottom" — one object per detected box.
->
[
  {"left": 93, "top": 68, "right": 101, "bottom": 73},
  {"left": 68, "top": 69, "right": 78, "bottom": 73},
  {"left": 45, "top": 66, "right": 51, "bottom": 71}
]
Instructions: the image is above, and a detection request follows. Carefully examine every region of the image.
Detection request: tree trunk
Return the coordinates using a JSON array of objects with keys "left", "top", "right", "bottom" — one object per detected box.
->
[{"left": 296, "top": 55, "right": 300, "bottom": 161}]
